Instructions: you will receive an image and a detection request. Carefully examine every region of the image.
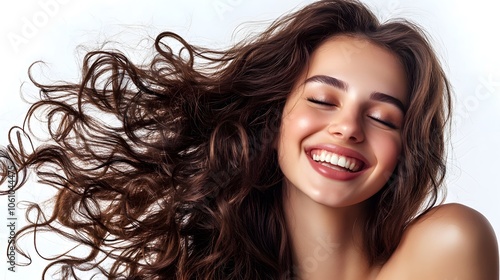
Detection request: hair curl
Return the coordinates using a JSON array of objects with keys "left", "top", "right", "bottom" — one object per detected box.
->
[{"left": 1, "top": 0, "right": 451, "bottom": 279}]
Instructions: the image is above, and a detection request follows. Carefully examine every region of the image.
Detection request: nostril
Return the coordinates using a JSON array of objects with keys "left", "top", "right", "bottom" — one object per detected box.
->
[{"left": 327, "top": 123, "right": 364, "bottom": 143}]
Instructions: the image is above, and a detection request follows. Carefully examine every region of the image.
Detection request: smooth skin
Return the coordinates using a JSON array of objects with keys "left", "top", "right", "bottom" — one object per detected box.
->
[{"left": 277, "top": 35, "right": 499, "bottom": 279}]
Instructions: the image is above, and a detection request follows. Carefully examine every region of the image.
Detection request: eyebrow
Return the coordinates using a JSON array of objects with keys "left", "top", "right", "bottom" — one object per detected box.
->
[{"left": 304, "top": 75, "right": 406, "bottom": 113}]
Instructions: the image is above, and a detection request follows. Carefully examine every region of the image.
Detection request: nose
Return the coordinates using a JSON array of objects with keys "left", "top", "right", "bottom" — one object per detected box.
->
[{"left": 327, "top": 109, "right": 365, "bottom": 143}]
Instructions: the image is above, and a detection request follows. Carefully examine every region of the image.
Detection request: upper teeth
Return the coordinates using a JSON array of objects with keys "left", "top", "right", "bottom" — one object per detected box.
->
[{"left": 311, "top": 150, "right": 362, "bottom": 172}]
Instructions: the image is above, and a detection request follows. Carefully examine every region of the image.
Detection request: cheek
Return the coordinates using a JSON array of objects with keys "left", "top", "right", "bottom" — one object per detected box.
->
[
  {"left": 277, "top": 108, "right": 323, "bottom": 170},
  {"left": 372, "top": 133, "right": 402, "bottom": 169},
  {"left": 280, "top": 107, "right": 324, "bottom": 140}
]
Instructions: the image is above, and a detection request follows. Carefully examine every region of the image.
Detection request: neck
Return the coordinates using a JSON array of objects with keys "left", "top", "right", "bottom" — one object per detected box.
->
[{"left": 283, "top": 185, "right": 377, "bottom": 280}]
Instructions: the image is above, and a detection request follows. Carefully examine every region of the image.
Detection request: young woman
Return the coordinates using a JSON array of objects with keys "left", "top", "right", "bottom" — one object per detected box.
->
[{"left": 1, "top": 0, "right": 498, "bottom": 279}]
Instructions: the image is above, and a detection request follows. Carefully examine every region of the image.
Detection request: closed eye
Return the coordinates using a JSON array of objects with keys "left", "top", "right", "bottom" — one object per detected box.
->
[
  {"left": 368, "top": 116, "right": 397, "bottom": 129},
  {"left": 306, "top": 97, "right": 335, "bottom": 106}
]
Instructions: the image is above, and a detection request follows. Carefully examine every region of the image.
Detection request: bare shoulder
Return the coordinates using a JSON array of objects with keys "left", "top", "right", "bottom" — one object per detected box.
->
[{"left": 376, "top": 203, "right": 499, "bottom": 280}]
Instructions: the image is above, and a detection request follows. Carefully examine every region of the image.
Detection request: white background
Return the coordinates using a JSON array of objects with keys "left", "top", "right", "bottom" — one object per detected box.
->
[{"left": 0, "top": 0, "right": 499, "bottom": 279}]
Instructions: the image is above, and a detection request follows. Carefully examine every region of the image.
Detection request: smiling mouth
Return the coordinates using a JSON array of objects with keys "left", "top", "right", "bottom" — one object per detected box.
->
[{"left": 310, "top": 149, "right": 365, "bottom": 172}]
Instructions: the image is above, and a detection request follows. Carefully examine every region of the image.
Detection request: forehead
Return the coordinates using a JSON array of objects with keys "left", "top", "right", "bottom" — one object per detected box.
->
[{"left": 303, "top": 35, "right": 408, "bottom": 104}]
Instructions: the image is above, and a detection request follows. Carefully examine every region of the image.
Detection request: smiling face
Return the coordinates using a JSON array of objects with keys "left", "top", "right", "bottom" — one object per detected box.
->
[{"left": 277, "top": 35, "right": 408, "bottom": 208}]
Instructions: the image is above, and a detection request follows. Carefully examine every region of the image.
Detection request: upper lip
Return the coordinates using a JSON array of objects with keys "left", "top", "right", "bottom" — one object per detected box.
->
[{"left": 305, "top": 143, "right": 370, "bottom": 168}]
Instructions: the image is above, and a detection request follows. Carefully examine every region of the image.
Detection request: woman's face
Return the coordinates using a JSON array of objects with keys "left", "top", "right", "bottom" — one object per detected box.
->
[{"left": 277, "top": 35, "right": 408, "bottom": 208}]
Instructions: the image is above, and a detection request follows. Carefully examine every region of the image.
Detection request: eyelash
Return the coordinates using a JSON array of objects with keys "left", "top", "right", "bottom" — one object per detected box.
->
[
  {"left": 368, "top": 116, "right": 397, "bottom": 129},
  {"left": 306, "top": 97, "right": 334, "bottom": 106},
  {"left": 307, "top": 97, "right": 398, "bottom": 129}
]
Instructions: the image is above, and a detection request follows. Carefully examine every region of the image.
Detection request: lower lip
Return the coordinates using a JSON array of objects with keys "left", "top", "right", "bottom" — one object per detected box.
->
[{"left": 306, "top": 154, "right": 366, "bottom": 181}]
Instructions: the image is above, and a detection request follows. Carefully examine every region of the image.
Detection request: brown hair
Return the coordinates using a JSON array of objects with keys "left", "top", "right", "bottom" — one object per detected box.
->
[{"left": 1, "top": 0, "right": 451, "bottom": 279}]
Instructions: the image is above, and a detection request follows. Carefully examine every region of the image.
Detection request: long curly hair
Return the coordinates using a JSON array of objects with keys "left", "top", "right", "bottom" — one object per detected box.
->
[{"left": 1, "top": 0, "right": 451, "bottom": 279}]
